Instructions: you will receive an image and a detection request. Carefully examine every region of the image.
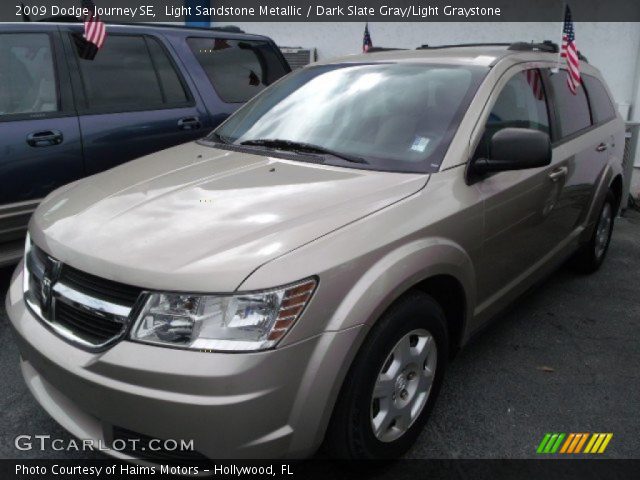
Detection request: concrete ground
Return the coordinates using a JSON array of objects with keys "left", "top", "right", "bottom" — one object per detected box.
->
[{"left": 0, "top": 212, "right": 639, "bottom": 459}]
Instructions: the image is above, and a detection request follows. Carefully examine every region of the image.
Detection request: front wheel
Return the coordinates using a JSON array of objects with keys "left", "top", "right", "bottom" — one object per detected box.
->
[
  {"left": 570, "top": 190, "right": 616, "bottom": 274},
  {"left": 324, "top": 291, "right": 448, "bottom": 459}
]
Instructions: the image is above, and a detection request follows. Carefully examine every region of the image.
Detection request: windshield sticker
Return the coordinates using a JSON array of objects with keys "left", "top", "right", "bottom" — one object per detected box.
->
[{"left": 410, "top": 136, "right": 430, "bottom": 152}]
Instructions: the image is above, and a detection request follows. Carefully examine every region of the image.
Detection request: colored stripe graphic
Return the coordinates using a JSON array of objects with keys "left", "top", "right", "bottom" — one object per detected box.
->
[
  {"left": 584, "top": 433, "right": 614, "bottom": 453},
  {"left": 537, "top": 433, "right": 552, "bottom": 453},
  {"left": 537, "top": 433, "right": 565, "bottom": 453},
  {"left": 597, "top": 434, "right": 614, "bottom": 453},
  {"left": 537, "top": 433, "right": 612, "bottom": 454},
  {"left": 550, "top": 433, "right": 566, "bottom": 453},
  {"left": 544, "top": 434, "right": 559, "bottom": 453},
  {"left": 584, "top": 434, "right": 600, "bottom": 453},
  {"left": 560, "top": 433, "right": 575, "bottom": 453},
  {"left": 574, "top": 433, "right": 589, "bottom": 453}
]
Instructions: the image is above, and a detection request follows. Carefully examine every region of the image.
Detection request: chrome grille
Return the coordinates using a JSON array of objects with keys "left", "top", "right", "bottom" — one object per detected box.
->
[
  {"left": 55, "top": 301, "right": 125, "bottom": 344},
  {"left": 24, "top": 242, "right": 143, "bottom": 350}
]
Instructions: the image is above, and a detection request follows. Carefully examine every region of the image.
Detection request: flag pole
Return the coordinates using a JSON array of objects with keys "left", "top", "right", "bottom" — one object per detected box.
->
[{"left": 553, "top": 1, "right": 566, "bottom": 73}]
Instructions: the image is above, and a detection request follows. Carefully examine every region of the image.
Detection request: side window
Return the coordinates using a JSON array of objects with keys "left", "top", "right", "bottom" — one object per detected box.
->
[
  {"left": 0, "top": 33, "right": 58, "bottom": 117},
  {"left": 583, "top": 75, "right": 616, "bottom": 124},
  {"left": 74, "top": 35, "right": 189, "bottom": 111},
  {"left": 548, "top": 70, "right": 592, "bottom": 137},
  {"left": 476, "top": 69, "right": 549, "bottom": 158},
  {"left": 146, "top": 38, "right": 190, "bottom": 105},
  {"left": 187, "top": 37, "right": 289, "bottom": 103}
]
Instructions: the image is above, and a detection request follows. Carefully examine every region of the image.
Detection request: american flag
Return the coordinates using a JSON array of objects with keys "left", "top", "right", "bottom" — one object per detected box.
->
[
  {"left": 526, "top": 69, "right": 544, "bottom": 100},
  {"left": 81, "top": 0, "right": 106, "bottom": 59},
  {"left": 363, "top": 23, "right": 373, "bottom": 53},
  {"left": 560, "top": 5, "right": 580, "bottom": 94}
]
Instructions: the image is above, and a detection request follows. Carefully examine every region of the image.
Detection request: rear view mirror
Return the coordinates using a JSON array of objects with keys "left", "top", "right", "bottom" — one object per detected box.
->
[{"left": 470, "top": 128, "right": 552, "bottom": 176}]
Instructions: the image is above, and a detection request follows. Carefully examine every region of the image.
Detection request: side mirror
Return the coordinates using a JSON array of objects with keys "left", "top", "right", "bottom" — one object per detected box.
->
[{"left": 470, "top": 128, "right": 552, "bottom": 175}]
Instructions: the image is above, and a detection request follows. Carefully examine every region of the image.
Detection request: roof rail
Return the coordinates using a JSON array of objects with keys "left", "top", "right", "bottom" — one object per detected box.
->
[
  {"left": 507, "top": 40, "right": 559, "bottom": 53},
  {"left": 366, "top": 47, "right": 408, "bottom": 53},
  {"left": 415, "top": 40, "right": 588, "bottom": 63},
  {"left": 417, "top": 43, "right": 511, "bottom": 50},
  {"left": 508, "top": 40, "right": 589, "bottom": 62},
  {"left": 33, "top": 16, "right": 245, "bottom": 33}
]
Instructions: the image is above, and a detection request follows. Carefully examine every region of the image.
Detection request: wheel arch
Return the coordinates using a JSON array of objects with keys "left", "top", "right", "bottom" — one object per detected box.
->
[
  {"left": 324, "top": 238, "right": 475, "bottom": 338},
  {"left": 609, "top": 174, "right": 623, "bottom": 214},
  {"left": 413, "top": 274, "right": 467, "bottom": 359}
]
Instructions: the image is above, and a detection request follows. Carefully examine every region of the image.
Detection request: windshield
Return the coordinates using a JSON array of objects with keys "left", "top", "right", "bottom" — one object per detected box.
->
[{"left": 207, "top": 63, "right": 487, "bottom": 173}]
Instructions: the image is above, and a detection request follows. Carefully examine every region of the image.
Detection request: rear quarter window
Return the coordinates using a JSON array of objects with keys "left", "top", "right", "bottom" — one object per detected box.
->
[
  {"left": 549, "top": 70, "right": 592, "bottom": 138},
  {"left": 187, "top": 37, "right": 288, "bottom": 103},
  {"left": 583, "top": 75, "right": 617, "bottom": 124}
]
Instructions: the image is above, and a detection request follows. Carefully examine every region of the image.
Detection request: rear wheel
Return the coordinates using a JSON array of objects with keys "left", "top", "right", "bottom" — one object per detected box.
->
[
  {"left": 324, "top": 291, "right": 448, "bottom": 459},
  {"left": 570, "top": 190, "right": 615, "bottom": 273}
]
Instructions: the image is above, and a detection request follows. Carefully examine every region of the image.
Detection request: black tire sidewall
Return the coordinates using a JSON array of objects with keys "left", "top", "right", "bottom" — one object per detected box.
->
[
  {"left": 592, "top": 192, "right": 615, "bottom": 267},
  {"left": 333, "top": 292, "right": 449, "bottom": 459}
]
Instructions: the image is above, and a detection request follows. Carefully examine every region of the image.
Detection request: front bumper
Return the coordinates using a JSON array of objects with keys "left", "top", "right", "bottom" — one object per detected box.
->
[{"left": 6, "top": 263, "right": 364, "bottom": 459}]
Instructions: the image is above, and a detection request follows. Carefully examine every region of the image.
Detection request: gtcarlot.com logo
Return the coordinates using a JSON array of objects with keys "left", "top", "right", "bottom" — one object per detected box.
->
[
  {"left": 536, "top": 433, "right": 613, "bottom": 454},
  {"left": 14, "top": 434, "right": 194, "bottom": 453}
]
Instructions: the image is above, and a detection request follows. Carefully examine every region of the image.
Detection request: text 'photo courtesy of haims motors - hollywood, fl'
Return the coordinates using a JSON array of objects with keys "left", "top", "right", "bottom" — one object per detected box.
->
[{"left": 1, "top": 0, "right": 640, "bottom": 478}]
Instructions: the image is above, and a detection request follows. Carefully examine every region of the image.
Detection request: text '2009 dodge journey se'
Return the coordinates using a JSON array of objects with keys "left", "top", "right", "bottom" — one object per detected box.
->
[{"left": 7, "top": 42, "right": 624, "bottom": 460}]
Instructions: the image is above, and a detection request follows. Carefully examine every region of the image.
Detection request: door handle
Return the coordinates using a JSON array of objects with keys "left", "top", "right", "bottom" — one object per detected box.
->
[
  {"left": 548, "top": 166, "right": 568, "bottom": 182},
  {"left": 178, "top": 116, "right": 201, "bottom": 131},
  {"left": 26, "top": 130, "right": 63, "bottom": 147},
  {"left": 595, "top": 142, "right": 608, "bottom": 152}
]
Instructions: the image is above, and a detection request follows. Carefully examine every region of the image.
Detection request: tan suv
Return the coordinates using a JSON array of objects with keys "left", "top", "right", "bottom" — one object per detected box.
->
[{"left": 6, "top": 42, "right": 624, "bottom": 460}]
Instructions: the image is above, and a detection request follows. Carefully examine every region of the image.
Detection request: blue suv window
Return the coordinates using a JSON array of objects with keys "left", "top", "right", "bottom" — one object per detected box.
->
[
  {"left": 0, "top": 33, "right": 58, "bottom": 117},
  {"left": 73, "top": 35, "right": 190, "bottom": 112},
  {"left": 188, "top": 37, "right": 288, "bottom": 103}
]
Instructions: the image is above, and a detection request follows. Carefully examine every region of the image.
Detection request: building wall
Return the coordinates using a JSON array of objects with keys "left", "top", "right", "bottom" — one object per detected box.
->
[{"left": 219, "top": 22, "right": 640, "bottom": 117}]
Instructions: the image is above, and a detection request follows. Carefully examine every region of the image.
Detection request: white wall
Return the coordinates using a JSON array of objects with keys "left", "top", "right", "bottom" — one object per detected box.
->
[{"left": 219, "top": 22, "right": 640, "bottom": 116}]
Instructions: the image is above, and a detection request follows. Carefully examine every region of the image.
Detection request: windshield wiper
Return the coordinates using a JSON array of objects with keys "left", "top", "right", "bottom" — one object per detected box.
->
[{"left": 240, "top": 139, "right": 369, "bottom": 164}]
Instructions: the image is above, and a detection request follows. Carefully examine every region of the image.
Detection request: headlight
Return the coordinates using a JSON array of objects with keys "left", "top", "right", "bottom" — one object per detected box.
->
[{"left": 130, "top": 278, "right": 317, "bottom": 352}]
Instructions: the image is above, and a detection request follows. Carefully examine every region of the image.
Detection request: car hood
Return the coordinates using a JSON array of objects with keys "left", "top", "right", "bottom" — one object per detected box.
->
[{"left": 31, "top": 142, "right": 427, "bottom": 292}]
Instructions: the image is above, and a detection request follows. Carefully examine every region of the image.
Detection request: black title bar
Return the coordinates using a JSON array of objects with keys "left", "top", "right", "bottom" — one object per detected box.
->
[{"left": 3, "top": 0, "right": 640, "bottom": 22}]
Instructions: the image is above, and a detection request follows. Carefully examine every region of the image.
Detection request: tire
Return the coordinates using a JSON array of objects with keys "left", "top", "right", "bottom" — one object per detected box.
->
[
  {"left": 324, "top": 291, "right": 449, "bottom": 459},
  {"left": 570, "top": 190, "right": 616, "bottom": 274}
]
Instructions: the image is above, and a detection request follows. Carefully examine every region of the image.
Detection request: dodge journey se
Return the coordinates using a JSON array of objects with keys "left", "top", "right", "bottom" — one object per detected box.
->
[{"left": 7, "top": 42, "right": 624, "bottom": 460}]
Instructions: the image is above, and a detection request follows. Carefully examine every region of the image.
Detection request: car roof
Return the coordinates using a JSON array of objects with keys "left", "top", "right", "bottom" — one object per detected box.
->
[{"left": 314, "top": 45, "right": 601, "bottom": 75}]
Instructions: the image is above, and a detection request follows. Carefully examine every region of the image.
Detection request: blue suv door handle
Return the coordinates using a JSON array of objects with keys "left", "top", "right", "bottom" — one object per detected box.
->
[
  {"left": 178, "top": 116, "right": 201, "bottom": 131},
  {"left": 27, "top": 130, "right": 63, "bottom": 147}
]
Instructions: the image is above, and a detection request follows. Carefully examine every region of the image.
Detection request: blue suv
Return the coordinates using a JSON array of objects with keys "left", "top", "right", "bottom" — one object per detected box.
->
[{"left": 0, "top": 20, "right": 290, "bottom": 265}]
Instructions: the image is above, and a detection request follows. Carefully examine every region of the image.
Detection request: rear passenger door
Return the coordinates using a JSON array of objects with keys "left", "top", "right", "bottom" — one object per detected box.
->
[
  {"left": 0, "top": 28, "right": 82, "bottom": 262},
  {"left": 543, "top": 69, "right": 611, "bottom": 245},
  {"left": 62, "top": 28, "right": 209, "bottom": 174}
]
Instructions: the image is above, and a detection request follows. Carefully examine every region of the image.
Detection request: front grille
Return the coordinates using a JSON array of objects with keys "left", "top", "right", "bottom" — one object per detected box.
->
[
  {"left": 111, "top": 426, "right": 209, "bottom": 464},
  {"left": 59, "top": 264, "right": 142, "bottom": 306},
  {"left": 25, "top": 244, "right": 144, "bottom": 350},
  {"left": 55, "top": 301, "right": 125, "bottom": 344}
]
